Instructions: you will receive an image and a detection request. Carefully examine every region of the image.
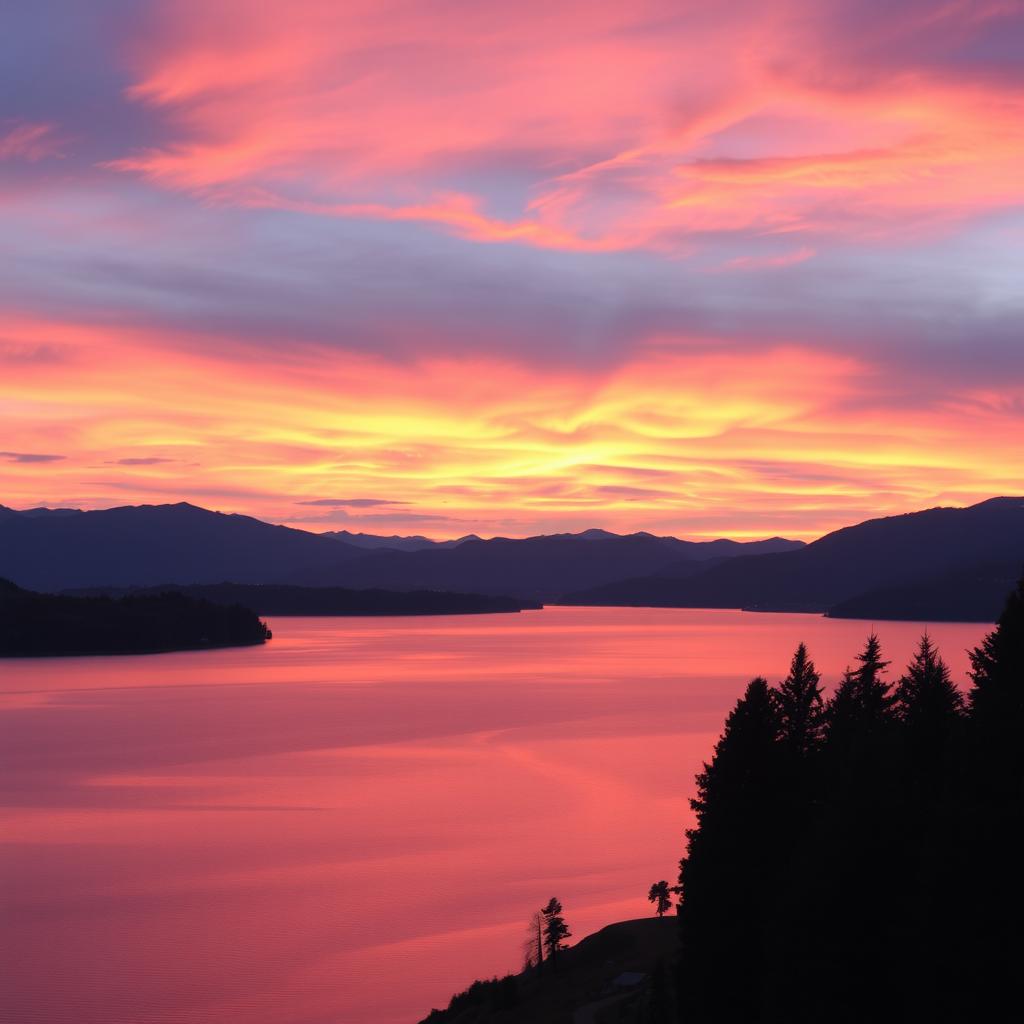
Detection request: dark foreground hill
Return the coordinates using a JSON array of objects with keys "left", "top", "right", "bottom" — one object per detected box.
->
[
  {"left": 70, "top": 583, "right": 540, "bottom": 616},
  {"left": 0, "top": 578, "right": 270, "bottom": 656},
  {"left": 420, "top": 918, "right": 677, "bottom": 1024},
  {"left": 561, "top": 497, "right": 1024, "bottom": 619}
]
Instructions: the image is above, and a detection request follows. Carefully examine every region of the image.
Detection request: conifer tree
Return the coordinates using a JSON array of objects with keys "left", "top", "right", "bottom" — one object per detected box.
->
[
  {"left": 685, "top": 677, "right": 780, "bottom": 840},
  {"left": 854, "top": 631, "right": 894, "bottom": 727},
  {"left": 678, "top": 677, "right": 781, "bottom": 1022},
  {"left": 962, "top": 576, "right": 1024, "bottom": 1016},
  {"left": 896, "top": 633, "right": 964, "bottom": 727},
  {"left": 825, "top": 666, "right": 860, "bottom": 755},
  {"left": 775, "top": 642, "right": 825, "bottom": 758},
  {"left": 540, "top": 898, "right": 570, "bottom": 966},
  {"left": 895, "top": 633, "right": 964, "bottom": 793},
  {"left": 889, "top": 635, "right": 968, "bottom": 1015},
  {"left": 826, "top": 636, "right": 895, "bottom": 775},
  {"left": 969, "top": 576, "right": 1024, "bottom": 746}
]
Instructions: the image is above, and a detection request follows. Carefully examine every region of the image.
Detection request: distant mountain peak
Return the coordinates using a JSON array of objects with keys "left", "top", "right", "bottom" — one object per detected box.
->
[
  {"left": 969, "top": 495, "right": 1024, "bottom": 510},
  {"left": 574, "top": 528, "right": 621, "bottom": 541}
]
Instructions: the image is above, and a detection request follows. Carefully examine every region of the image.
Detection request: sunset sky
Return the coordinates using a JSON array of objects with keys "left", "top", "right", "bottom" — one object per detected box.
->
[{"left": 3, "top": 0, "right": 1023, "bottom": 540}]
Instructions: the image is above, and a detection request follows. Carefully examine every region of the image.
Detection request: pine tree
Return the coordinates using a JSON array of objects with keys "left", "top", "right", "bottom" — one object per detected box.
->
[
  {"left": 677, "top": 677, "right": 781, "bottom": 1022},
  {"left": 812, "top": 641, "right": 902, "bottom": 1021},
  {"left": 967, "top": 574, "right": 1024, "bottom": 800},
  {"left": 685, "top": 677, "right": 780, "bottom": 837},
  {"left": 962, "top": 576, "right": 1024, "bottom": 1016},
  {"left": 825, "top": 636, "right": 895, "bottom": 776},
  {"left": 969, "top": 575, "right": 1024, "bottom": 749},
  {"left": 895, "top": 633, "right": 964, "bottom": 793},
  {"left": 540, "top": 898, "right": 570, "bottom": 966},
  {"left": 890, "top": 634, "right": 968, "bottom": 1017},
  {"left": 896, "top": 633, "right": 964, "bottom": 727},
  {"left": 825, "top": 666, "right": 860, "bottom": 755},
  {"left": 775, "top": 642, "right": 825, "bottom": 758},
  {"left": 854, "top": 632, "right": 894, "bottom": 727}
]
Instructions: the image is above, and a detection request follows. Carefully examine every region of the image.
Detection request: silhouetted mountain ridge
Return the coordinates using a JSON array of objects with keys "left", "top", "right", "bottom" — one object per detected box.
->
[
  {"left": 562, "top": 497, "right": 1024, "bottom": 619},
  {"left": 0, "top": 501, "right": 365, "bottom": 591},
  {"left": 321, "top": 530, "right": 481, "bottom": 551},
  {"left": 826, "top": 560, "right": 1023, "bottom": 622},
  {"left": 0, "top": 501, "right": 802, "bottom": 597},
  {"left": 288, "top": 533, "right": 804, "bottom": 600}
]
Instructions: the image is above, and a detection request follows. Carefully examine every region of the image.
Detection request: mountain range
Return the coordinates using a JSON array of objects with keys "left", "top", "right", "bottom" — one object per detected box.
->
[
  {"left": 321, "top": 529, "right": 480, "bottom": 552},
  {"left": 292, "top": 532, "right": 803, "bottom": 599},
  {"left": 0, "top": 502, "right": 801, "bottom": 598},
  {"left": 561, "top": 497, "right": 1024, "bottom": 618},
  {"left": 0, "top": 502, "right": 364, "bottom": 592},
  {"left": 1, "top": 497, "right": 1021, "bottom": 620}
]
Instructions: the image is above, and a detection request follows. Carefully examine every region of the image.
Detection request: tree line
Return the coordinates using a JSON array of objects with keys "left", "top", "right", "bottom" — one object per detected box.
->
[
  {"left": 0, "top": 578, "right": 271, "bottom": 656},
  {"left": 421, "top": 578, "right": 1022, "bottom": 1022},
  {"left": 674, "top": 577, "right": 1024, "bottom": 1023}
]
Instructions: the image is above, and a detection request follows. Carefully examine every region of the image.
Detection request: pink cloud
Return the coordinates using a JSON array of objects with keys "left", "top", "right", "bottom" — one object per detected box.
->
[
  {"left": 0, "top": 122, "right": 62, "bottom": 162},
  {"left": 100, "top": 1, "right": 1024, "bottom": 251},
  {"left": 721, "top": 246, "right": 817, "bottom": 271}
]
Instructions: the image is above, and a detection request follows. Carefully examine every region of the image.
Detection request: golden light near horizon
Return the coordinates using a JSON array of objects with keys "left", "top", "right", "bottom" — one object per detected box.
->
[
  {"left": 2, "top": 1, "right": 1024, "bottom": 539},
  {"left": 2, "top": 314, "right": 1021, "bottom": 540}
]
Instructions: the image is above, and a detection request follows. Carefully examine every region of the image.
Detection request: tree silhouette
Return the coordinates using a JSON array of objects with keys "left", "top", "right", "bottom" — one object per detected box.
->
[
  {"left": 962, "top": 578, "right": 1024, "bottom": 1015},
  {"left": 431, "top": 577, "right": 1024, "bottom": 1024},
  {"left": 521, "top": 910, "right": 544, "bottom": 973},
  {"left": 541, "top": 898, "right": 570, "bottom": 966},
  {"left": 668, "top": 583, "right": 1024, "bottom": 1024},
  {"left": 895, "top": 634, "right": 964, "bottom": 742},
  {"left": 678, "top": 677, "right": 781, "bottom": 1022},
  {"left": 970, "top": 576, "right": 1024, "bottom": 708},
  {"left": 824, "top": 665, "right": 861, "bottom": 761},
  {"left": 0, "top": 580, "right": 270, "bottom": 656},
  {"left": 969, "top": 575, "right": 1024, "bottom": 782},
  {"left": 854, "top": 631, "right": 894, "bottom": 726},
  {"left": 774, "top": 642, "right": 825, "bottom": 758},
  {"left": 647, "top": 880, "right": 672, "bottom": 917},
  {"left": 825, "top": 635, "right": 896, "bottom": 787}
]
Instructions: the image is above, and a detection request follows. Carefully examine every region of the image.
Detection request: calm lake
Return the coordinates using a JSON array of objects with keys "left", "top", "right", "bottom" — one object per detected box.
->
[{"left": 0, "top": 607, "right": 987, "bottom": 1023}]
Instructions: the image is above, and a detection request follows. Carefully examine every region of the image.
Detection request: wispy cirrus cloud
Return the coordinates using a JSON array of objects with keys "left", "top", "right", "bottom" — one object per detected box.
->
[
  {"left": 96, "top": 1, "right": 1024, "bottom": 252},
  {"left": 107, "top": 457, "right": 176, "bottom": 465},
  {"left": 296, "top": 498, "right": 408, "bottom": 508},
  {"left": 3, "top": 3, "right": 1024, "bottom": 538},
  {"left": 1, "top": 451, "right": 65, "bottom": 464},
  {"left": 1, "top": 313, "right": 1022, "bottom": 540},
  {"left": 0, "top": 122, "right": 63, "bottom": 162}
]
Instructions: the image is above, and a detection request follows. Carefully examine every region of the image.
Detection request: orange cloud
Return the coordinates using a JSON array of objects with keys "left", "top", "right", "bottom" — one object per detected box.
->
[{"left": 2, "top": 312, "right": 1021, "bottom": 541}]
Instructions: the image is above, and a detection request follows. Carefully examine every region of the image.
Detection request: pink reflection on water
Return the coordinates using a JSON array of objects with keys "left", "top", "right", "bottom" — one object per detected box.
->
[{"left": 0, "top": 608, "right": 987, "bottom": 1022}]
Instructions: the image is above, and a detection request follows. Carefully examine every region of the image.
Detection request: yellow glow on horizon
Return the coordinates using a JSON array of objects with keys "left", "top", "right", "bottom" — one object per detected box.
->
[{"left": 1, "top": 314, "right": 1021, "bottom": 543}]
